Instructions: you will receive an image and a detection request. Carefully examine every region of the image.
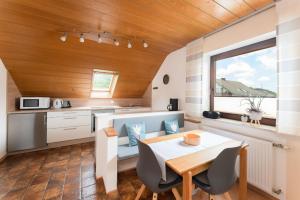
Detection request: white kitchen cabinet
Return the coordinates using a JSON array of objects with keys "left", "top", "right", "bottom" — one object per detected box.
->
[
  {"left": 47, "top": 125, "right": 91, "bottom": 143},
  {"left": 47, "top": 110, "right": 91, "bottom": 118},
  {"left": 47, "top": 115, "right": 91, "bottom": 129},
  {"left": 47, "top": 110, "right": 92, "bottom": 143}
]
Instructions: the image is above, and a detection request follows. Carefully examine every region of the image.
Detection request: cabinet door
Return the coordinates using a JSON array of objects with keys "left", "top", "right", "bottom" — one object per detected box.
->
[
  {"left": 47, "top": 125, "right": 91, "bottom": 143},
  {"left": 8, "top": 113, "right": 47, "bottom": 152},
  {"left": 47, "top": 115, "right": 91, "bottom": 128}
]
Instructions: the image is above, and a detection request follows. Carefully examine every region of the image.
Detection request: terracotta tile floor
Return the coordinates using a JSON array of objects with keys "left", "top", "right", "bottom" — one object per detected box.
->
[{"left": 0, "top": 142, "right": 272, "bottom": 200}]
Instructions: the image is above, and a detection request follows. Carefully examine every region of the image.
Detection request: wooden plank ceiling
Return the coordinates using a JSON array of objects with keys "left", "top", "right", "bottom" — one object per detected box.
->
[{"left": 0, "top": 0, "right": 273, "bottom": 98}]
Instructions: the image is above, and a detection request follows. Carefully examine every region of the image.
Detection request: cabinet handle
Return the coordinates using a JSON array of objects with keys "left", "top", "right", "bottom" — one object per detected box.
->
[
  {"left": 64, "top": 128, "right": 77, "bottom": 131},
  {"left": 44, "top": 115, "right": 47, "bottom": 125},
  {"left": 64, "top": 112, "right": 77, "bottom": 115},
  {"left": 64, "top": 117, "right": 76, "bottom": 120}
]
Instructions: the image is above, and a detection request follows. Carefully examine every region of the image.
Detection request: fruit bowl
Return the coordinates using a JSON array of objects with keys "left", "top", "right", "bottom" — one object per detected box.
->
[{"left": 184, "top": 133, "right": 201, "bottom": 146}]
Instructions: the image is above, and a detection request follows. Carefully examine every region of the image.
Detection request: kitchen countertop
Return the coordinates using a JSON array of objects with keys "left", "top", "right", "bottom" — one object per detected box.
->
[
  {"left": 94, "top": 110, "right": 184, "bottom": 118},
  {"left": 7, "top": 106, "right": 151, "bottom": 114}
]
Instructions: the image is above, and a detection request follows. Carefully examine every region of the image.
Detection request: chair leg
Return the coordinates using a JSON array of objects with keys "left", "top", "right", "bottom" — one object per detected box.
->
[
  {"left": 134, "top": 184, "right": 146, "bottom": 200},
  {"left": 223, "top": 192, "right": 232, "bottom": 200},
  {"left": 172, "top": 188, "right": 182, "bottom": 200},
  {"left": 209, "top": 194, "right": 215, "bottom": 200},
  {"left": 152, "top": 193, "right": 158, "bottom": 200}
]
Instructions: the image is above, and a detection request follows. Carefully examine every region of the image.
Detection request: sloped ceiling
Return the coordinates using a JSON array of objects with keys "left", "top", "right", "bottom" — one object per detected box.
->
[{"left": 0, "top": 0, "right": 273, "bottom": 98}]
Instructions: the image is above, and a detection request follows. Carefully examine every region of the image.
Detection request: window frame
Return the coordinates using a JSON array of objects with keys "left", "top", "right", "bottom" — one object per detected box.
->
[
  {"left": 91, "top": 69, "right": 119, "bottom": 98},
  {"left": 210, "top": 38, "right": 277, "bottom": 126}
]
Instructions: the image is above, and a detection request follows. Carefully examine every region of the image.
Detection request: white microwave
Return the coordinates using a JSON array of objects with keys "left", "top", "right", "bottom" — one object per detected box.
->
[{"left": 19, "top": 97, "right": 50, "bottom": 110}]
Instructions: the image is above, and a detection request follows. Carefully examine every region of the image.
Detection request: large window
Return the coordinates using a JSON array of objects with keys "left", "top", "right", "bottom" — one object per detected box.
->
[
  {"left": 210, "top": 38, "right": 277, "bottom": 126},
  {"left": 91, "top": 69, "right": 118, "bottom": 98}
]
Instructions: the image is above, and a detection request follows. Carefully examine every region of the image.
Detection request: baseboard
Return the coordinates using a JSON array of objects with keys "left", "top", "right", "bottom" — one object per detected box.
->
[
  {"left": 7, "top": 137, "right": 95, "bottom": 156},
  {"left": 237, "top": 179, "right": 279, "bottom": 200},
  {"left": 248, "top": 183, "right": 279, "bottom": 200},
  {"left": 47, "top": 137, "right": 95, "bottom": 149},
  {"left": 0, "top": 154, "right": 7, "bottom": 163}
]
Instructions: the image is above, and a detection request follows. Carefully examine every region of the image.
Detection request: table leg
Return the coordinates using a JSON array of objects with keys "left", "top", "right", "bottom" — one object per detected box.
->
[
  {"left": 182, "top": 171, "right": 192, "bottom": 200},
  {"left": 239, "top": 147, "right": 248, "bottom": 200}
]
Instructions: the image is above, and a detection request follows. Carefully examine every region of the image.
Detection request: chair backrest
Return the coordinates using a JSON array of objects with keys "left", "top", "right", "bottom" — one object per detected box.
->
[
  {"left": 207, "top": 143, "right": 243, "bottom": 194},
  {"left": 136, "top": 139, "right": 162, "bottom": 192}
]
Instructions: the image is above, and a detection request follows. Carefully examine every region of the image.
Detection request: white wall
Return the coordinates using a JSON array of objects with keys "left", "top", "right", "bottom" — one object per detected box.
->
[
  {"left": 151, "top": 47, "right": 186, "bottom": 111},
  {"left": 0, "top": 59, "right": 7, "bottom": 159},
  {"left": 276, "top": 1, "right": 300, "bottom": 199},
  {"left": 203, "top": 7, "right": 277, "bottom": 53}
]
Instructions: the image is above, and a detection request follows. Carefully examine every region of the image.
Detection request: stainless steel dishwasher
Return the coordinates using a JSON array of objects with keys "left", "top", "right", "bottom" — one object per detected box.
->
[{"left": 7, "top": 112, "right": 47, "bottom": 152}]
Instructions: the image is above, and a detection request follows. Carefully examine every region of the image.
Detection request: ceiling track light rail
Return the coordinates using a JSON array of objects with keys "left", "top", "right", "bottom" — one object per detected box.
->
[{"left": 59, "top": 31, "right": 149, "bottom": 49}]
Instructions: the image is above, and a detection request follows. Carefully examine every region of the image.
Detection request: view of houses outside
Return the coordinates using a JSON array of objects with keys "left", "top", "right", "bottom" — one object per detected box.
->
[{"left": 214, "top": 46, "right": 277, "bottom": 118}]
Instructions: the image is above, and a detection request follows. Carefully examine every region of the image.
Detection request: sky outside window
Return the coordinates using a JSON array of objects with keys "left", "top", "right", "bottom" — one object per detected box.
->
[
  {"left": 92, "top": 72, "right": 114, "bottom": 91},
  {"left": 214, "top": 46, "right": 277, "bottom": 118},
  {"left": 216, "top": 47, "right": 277, "bottom": 96}
]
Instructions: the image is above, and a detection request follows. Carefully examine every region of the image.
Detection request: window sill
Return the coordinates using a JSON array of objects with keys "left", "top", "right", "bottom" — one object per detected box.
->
[
  {"left": 184, "top": 117, "right": 201, "bottom": 124},
  {"left": 201, "top": 117, "right": 277, "bottom": 133}
]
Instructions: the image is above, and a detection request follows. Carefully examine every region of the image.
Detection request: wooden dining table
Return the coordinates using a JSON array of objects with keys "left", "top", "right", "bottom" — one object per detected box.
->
[{"left": 143, "top": 129, "right": 248, "bottom": 200}]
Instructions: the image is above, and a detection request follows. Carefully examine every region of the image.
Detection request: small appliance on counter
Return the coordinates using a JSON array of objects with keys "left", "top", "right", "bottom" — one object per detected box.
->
[
  {"left": 167, "top": 98, "right": 179, "bottom": 111},
  {"left": 53, "top": 98, "right": 63, "bottom": 109},
  {"left": 62, "top": 100, "right": 72, "bottom": 108},
  {"left": 53, "top": 99, "right": 72, "bottom": 109},
  {"left": 19, "top": 97, "right": 50, "bottom": 110}
]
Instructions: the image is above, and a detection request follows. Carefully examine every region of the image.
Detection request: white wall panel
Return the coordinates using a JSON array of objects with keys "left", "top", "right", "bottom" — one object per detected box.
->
[{"left": 0, "top": 59, "right": 7, "bottom": 159}]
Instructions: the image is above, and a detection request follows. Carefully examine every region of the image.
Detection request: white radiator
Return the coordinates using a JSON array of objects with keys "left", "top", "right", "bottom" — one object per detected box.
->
[
  {"left": 207, "top": 129, "right": 274, "bottom": 194},
  {"left": 237, "top": 135, "right": 273, "bottom": 194}
]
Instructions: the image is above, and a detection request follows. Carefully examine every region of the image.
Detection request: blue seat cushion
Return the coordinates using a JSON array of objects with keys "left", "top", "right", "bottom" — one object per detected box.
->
[{"left": 118, "top": 144, "right": 139, "bottom": 160}]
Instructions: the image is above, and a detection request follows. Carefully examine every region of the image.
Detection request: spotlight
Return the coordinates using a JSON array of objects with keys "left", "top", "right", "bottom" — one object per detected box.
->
[
  {"left": 127, "top": 41, "right": 132, "bottom": 48},
  {"left": 80, "top": 33, "right": 85, "bottom": 43},
  {"left": 60, "top": 32, "right": 67, "bottom": 42},
  {"left": 143, "top": 40, "right": 149, "bottom": 48},
  {"left": 97, "top": 34, "right": 102, "bottom": 43},
  {"left": 114, "top": 39, "right": 120, "bottom": 46}
]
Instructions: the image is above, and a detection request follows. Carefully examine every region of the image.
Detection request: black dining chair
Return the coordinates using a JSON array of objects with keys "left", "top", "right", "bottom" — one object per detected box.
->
[
  {"left": 135, "top": 139, "right": 182, "bottom": 200},
  {"left": 193, "top": 143, "right": 243, "bottom": 200}
]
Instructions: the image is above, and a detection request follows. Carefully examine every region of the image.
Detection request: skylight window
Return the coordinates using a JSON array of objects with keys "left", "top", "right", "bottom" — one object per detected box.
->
[{"left": 91, "top": 69, "right": 118, "bottom": 98}]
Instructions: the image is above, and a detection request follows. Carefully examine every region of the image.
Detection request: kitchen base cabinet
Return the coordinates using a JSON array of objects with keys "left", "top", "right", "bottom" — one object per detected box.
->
[
  {"left": 47, "top": 110, "right": 92, "bottom": 143},
  {"left": 47, "top": 125, "right": 91, "bottom": 143}
]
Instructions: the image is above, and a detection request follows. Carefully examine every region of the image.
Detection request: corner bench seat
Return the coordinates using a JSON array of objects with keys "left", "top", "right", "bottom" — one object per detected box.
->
[
  {"left": 117, "top": 144, "right": 139, "bottom": 160},
  {"left": 114, "top": 112, "right": 185, "bottom": 161}
]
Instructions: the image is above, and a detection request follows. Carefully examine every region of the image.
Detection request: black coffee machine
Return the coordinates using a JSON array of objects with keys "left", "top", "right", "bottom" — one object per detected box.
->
[{"left": 167, "top": 98, "right": 178, "bottom": 111}]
